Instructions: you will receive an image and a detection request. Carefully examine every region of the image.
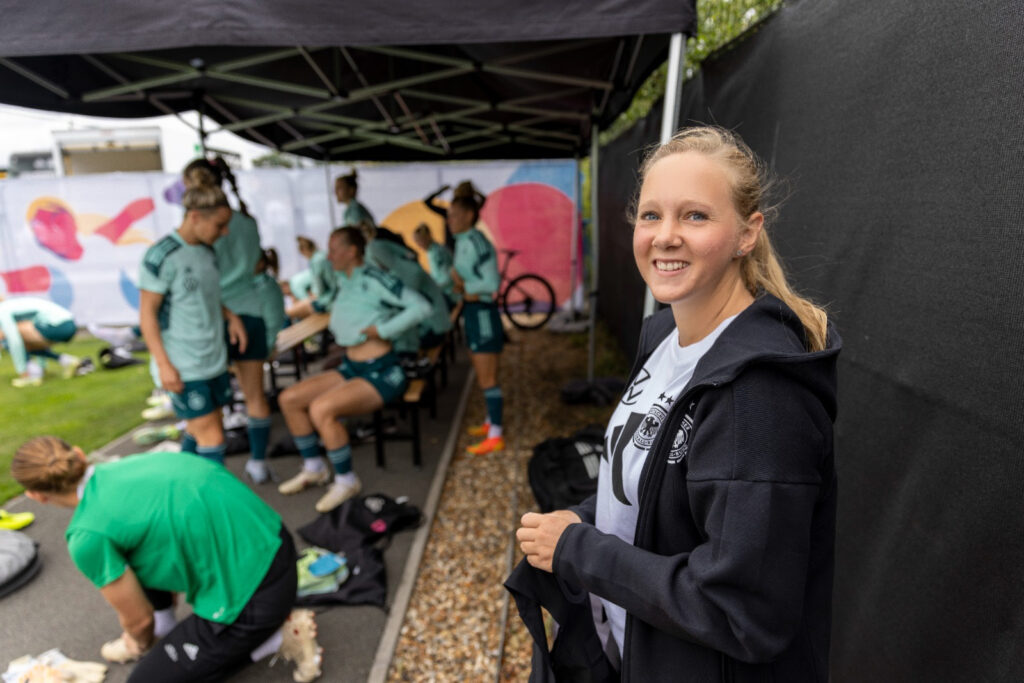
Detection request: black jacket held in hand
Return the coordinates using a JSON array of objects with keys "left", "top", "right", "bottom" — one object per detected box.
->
[{"left": 509, "top": 294, "right": 841, "bottom": 682}]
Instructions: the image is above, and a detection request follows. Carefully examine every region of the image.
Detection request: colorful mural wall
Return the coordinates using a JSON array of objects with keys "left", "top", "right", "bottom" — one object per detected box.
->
[{"left": 0, "top": 160, "right": 580, "bottom": 325}]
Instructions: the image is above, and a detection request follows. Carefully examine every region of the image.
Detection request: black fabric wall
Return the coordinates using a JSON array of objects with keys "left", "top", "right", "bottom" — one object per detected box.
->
[{"left": 596, "top": 1, "right": 1024, "bottom": 680}]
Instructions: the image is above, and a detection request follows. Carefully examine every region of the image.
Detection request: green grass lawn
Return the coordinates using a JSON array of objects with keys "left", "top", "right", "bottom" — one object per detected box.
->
[{"left": 0, "top": 338, "right": 155, "bottom": 504}]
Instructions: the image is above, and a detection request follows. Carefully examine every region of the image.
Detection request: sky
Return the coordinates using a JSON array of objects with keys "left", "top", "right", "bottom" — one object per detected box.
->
[{"left": 0, "top": 103, "right": 277, "bottom": 172}]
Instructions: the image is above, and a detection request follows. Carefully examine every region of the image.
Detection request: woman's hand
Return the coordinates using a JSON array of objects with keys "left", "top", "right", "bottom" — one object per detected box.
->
[
  {"left": 516, "top": 510, "right": 581, "bottom": 573},
  {"left": 360, "top": 325, "right": 381, "bottom": 341},
  {"left": 226, "top": 311, "right": 248, "bottom": 353},
  {"left": 158, "top": 362, "right": 183, "bottom": 394}
]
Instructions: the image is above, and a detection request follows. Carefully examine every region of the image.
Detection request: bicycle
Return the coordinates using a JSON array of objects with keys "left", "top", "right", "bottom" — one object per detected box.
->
[{"left": 497, "top": 249, "right": 556, "bottom": 330}]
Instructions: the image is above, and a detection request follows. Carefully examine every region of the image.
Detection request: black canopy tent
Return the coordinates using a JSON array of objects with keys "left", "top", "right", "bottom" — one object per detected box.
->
[
  {"left": 0, "top": 0, "right": 697, "bottom": 391},
  {"left": 0, "top": 0, "right": 696, "bottom": 162}
]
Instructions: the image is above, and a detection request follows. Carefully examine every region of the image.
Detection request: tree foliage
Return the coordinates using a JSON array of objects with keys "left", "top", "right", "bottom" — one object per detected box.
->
[{"left": 599, "top": 0, "right": 785, "bottom": 146}]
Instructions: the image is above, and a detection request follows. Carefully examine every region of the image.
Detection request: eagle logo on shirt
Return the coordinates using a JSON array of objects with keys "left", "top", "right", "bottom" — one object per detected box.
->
[
  {"left": 668, "top": 413, "right": 694, "bottom": 464},
  {"left": 633, "top": 403, "right": 667, "bottom": 450}
]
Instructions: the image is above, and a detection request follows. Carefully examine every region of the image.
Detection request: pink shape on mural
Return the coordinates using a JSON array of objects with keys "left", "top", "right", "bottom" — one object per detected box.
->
[
  {"left": 479, "top": 182, "right": 576, "bottom": 307},
  {"left": 1, "top": 265, "right": 51, "bottom": 293},
  {"left": 95, "top": 198, "right": 155, "bottom": 243},
  {"left": 30, "top": 203, "right": 83, "bottom": 260}
]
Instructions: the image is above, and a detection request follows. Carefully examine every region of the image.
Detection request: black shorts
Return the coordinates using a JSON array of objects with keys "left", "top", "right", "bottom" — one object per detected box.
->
[
  {"left": 127, "top": 526, "right": 297, "bottom": 683},
  {"left": 227, "top": 314, "right": 269, "bottom": 361}
]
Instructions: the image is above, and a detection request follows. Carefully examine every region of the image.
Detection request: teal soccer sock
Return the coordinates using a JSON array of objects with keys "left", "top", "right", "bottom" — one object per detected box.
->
[
  {"left": 327, "top": 444, "right": 353, "bottom": 475},
  {"left": 247, "top": 416, "right": 272, "bottom": 461},
  {"left": 196, "top": 443, "right": 226, "bottom": 464},
  {"left": 180, "top": 432, "right": 197, "bottom": 453},
  {"left": 484, "top": 385, "right": 503, "bottom": 428},
  {"left": 293, "top": 433, "right": 321, "bottom": 461}
]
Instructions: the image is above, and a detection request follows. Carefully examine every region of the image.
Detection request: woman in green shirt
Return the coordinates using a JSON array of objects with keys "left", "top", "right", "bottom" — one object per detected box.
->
[
  {"left": 334, "top": 169, "right": 375, "bottom": 228},
  {"left": 286, "top": 236, "right": 338, "bottom": 320},
  {"left": 11, "top": 436, "right": 321, "bottom": 682}
]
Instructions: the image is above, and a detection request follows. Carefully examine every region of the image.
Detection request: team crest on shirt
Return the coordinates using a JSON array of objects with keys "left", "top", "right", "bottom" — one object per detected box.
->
[
  {"left": 182, "top": 266, "right": 199, "bottom": 292},
  {"left": 668, "top": 413, "right": 694, "bottom": 464},
  {"left": 633, "top": 403, "right": 667, "bottom": 450}
]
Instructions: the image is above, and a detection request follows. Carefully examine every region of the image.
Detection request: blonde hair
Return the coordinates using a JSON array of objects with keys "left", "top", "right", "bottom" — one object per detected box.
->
[
  {"left": 182, "top": 185, "right": 229, "bottom": 213},
  {"left": 636, "top": 126, "right": 829, "bottom": 352},
  {"left": 11, "top": 436, "right": 85, "bottom": 493}
]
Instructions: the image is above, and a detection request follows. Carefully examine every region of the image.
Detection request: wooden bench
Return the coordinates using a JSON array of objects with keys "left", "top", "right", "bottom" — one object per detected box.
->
[
  {"left": 370, "top": 344, "right": 445, "bottom": 469},
  {"left": 267, "top": 313, "right": 330, "bottom": 391}
]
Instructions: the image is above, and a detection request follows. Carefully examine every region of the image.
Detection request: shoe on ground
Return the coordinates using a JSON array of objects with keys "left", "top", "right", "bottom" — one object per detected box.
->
[
  {"left": 141, "top": 402, "right": 175, "bottom": 421},
  {"left": 100, "top": 634, "right": 146, "bottom": 663},
  {"left": 278, "top": 468, "right": 331, "bottom": 495},
  {"left": 146, "top": 392, "right": 167, "bottom": 407},
  {"left": 60, "top": 355, "right": 82, "bottom": 379},
  {"left": 133, "top": 425, "right": 181, "bottom": 446},
  {"left": 245, "top": 459, "right": 271, "bottom": 484},
  {"left": 11, "top": 376, "right": 43, "bottom": 388},
  {"left": 73, "top": 357, "right": 96, "bottom": 377},
  {"left": 467, "top": 436, "right": 506, "bottom": 455},
  {"left": 466, "top": 421, "right": 490, "bottom": 437},
  {"left": 0, "top": 509, "right": 35, "bottom": 530},
  {"left": 314, "top": 476, "right": 362, "bottom": 514},
  {"left": 277, "top": 609, "right": 323, "bottom": 682}
]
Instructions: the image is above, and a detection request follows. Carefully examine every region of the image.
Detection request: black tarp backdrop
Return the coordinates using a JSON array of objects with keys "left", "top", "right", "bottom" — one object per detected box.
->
[
  {"left": 0, "top": 0, "right": 696, "bottom": 161},
  {"left": 598, "top": 0, "right": 1024, "bottom": 680}
]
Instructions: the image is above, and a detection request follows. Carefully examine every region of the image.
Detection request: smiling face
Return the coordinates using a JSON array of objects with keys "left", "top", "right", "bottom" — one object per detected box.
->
[{"left": 633, "top": 151, "right": 761, "bottom": 308}]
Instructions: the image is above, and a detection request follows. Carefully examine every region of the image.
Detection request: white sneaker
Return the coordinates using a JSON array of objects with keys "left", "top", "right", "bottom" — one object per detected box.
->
[
  {"left": 100, "top": 634, "right": 146, "bottom": 663},
  {"left": 277, "top": 609, "right": 322, "bottom": 682},
  {"left": 245, "top": 459, "right": 271, "bottom": 484},
  {"left": 278, "top": 467, "right": 330, "bottom": 495},
  {"left": 314, "top": 475, "right": 361, "bottom": 513},
  {"left": 141, "top": 401, "right": 175, "bottom": 421}
]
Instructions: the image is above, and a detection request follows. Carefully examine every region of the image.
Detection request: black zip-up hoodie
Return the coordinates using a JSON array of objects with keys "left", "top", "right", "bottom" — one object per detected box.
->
[{"left": 507, "top": 294, "right": 841, "bottom": 682}]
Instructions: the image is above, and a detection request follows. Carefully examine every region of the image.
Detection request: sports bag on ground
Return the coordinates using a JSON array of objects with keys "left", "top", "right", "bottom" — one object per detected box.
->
[{"left": 528, "top": 425, "right": 605, "bottom": 513}]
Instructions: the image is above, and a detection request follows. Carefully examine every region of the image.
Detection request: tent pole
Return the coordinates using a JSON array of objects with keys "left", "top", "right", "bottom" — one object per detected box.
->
[
  {"left": 643, "top": 32, "right": 687, "bottom": 318},
  {"left": 570, "top": 154, "right": 581, "bottom": 317},
  {"left": 587, "top": 126, "right": 600, "bottom": 383},
  {"left": 325, "top": 157, "right": 337, "bottom": 230},
  {"left": 197, "top": 96, "right": 209, "bottom": 156}
]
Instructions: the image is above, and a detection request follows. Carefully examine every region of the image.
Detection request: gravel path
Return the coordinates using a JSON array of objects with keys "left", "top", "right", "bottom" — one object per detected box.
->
[{"left": 387, "top": 325, "right": 624, "bottom": 682}]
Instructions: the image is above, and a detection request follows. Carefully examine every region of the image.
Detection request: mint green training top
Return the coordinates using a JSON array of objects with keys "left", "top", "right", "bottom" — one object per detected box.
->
[
  {"left": 367, "top": 241, "right": 451, "bottom": 337},
  {"left": 426, "top": 242, "right": 456, "bottom": 299},
  {"left": 343, "top": 199, "right": 375, "bottom": 228},
  {"left": 67, "top": 452, "right": 282, "bottom": 625},
  {"left": 0, "top": 297, "right": 74, "bottom": 374},
  {"left": 253, "top": 272, "right": 286, "bottom": 352},
  {"left": 213, "top": 211, "right": 262, "bottom": 315},
  {"left": 139, "top": 231, "right": 227, "bottom": 382},
  {"left": 288, "top": 269, "right": 313, "bottom": 300},
  {"left": 453, "top": 227, "right": 501, "bottom": 303},
  {"left": 328, "top": 264, "right": 431, "bottom": 346},
  {"left": 309, "top": 251, "right": 339, "bottom": 313}
]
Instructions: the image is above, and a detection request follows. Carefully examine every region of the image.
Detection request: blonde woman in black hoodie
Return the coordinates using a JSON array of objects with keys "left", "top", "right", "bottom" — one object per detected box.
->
[{"left": 511, "top": 126, "right": 841, "bottom": 682}]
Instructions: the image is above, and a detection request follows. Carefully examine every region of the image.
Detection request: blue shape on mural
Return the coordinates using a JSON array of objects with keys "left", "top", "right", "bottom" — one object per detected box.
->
[
  {"left": 120, "top": 270, "right": 140, "bottom": 310},
  {"left": 49, "top": 267, "right": 73, "bottom": 309},
  {"left": 507, "top": 161, "right": 577, "bottom": 201}
]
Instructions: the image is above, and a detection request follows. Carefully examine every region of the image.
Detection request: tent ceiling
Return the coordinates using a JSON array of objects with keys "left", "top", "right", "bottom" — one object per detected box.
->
[{"left": 0, "top": 2, "right": 696, "bottom": 160}]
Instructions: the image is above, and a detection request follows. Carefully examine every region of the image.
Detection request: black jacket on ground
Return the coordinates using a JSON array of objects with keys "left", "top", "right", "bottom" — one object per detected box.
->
[{"left": 507, "top": 294, "right": 841, "bottom": 682}]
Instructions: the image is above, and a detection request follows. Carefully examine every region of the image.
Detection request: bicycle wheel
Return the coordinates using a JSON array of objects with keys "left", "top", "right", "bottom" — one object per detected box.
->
[{"left": 501, "top": 273, "right": 556, "bottom": 330}]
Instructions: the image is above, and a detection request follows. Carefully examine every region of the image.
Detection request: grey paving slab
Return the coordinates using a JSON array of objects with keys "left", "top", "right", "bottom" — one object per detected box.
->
[{"left": 0, "top": 354, "right": 471, "bottom": 682}]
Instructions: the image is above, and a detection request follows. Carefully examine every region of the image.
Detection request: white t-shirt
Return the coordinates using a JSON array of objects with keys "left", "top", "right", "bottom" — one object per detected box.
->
[{"left": 593, "top": 314, "right": 737, "bottom": 657}]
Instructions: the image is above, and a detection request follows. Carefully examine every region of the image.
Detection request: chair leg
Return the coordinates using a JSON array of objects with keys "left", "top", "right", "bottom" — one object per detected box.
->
[
  {"left": 374, "top": 410, "right": 385, "bottom": 468},
  {"left": 411, "top": 404, "right": 422, "bottom": 468},
  {"left": 428, "top": 372, "right": 438, "bottom": 420}
]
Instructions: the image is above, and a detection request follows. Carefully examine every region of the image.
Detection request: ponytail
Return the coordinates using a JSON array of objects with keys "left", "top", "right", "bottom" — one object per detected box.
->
[{"left": 11, "top": 436, "right": 86, "bottom": 493}]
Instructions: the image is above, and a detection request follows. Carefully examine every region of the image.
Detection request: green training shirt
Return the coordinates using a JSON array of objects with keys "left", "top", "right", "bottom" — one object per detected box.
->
[
  {"left": 426, "top": 242, "right": 455, "bottom": 299},
  {"left": 288, "top": 269, "right": 313, "bottom": 300},
  {"left": 309, "top": 250, "right": 339, "bottom": 313},
  {"left": 139, "top": 231, "right": 227, "bottom": 382},
  {"left": 253, "top": 272, "right": 286, "bottom": 352},
  {"left": 453, "top": 227, "right": 501, "bottom": 302},
  {"left": 343, "top": 199, "right": 375, "bottom": 228},
  {"left": 329, "top": 264, "right": 431, "bottom": 346},
  {"left": 66, "top": 452, "right": 282, "bottom": 624},
  {"left": 214, "top": 211, "right": 263, "bottom": 315},
  {"left": 0, "top": 297, "right": 74, "bottom": 374}
]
